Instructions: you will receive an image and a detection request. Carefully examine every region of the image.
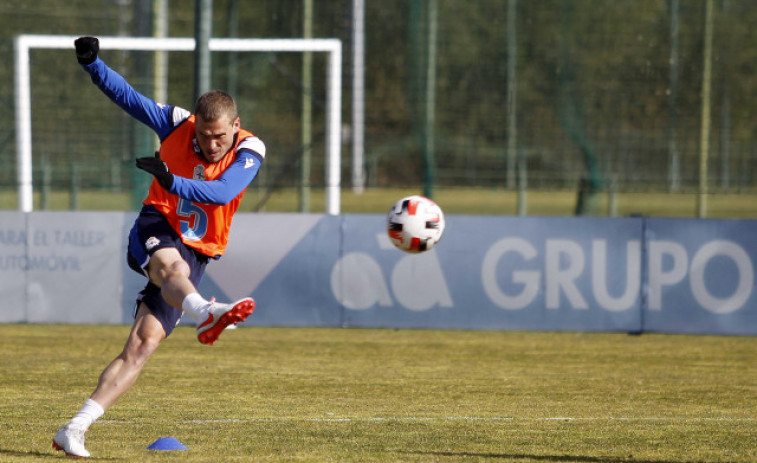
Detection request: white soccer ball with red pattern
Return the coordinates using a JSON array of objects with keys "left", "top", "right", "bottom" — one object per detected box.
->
[{"left": 386, "top": 195, "right": 445, "bottom": 253}]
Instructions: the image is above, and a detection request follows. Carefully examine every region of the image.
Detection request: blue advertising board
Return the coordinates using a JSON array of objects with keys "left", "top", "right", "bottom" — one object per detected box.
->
[
  {"left": 1, "top": 211, "right": 754, "bottom": 335},
  {"left": 197, "top": 214, "right": 756, "bottom": 336},
  {"left": 643, "top": 218, "right": 757, "bottom": 335}
]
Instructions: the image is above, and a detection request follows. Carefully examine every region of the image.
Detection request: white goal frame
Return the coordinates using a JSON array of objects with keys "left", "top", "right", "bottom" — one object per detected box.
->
[{"left": 14, "top": 34, "right": 342, "bottom": 214}]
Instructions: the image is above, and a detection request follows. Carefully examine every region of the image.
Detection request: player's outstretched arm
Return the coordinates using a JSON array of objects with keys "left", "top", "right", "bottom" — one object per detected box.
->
[{"left": 74, "top": 36, "right": 176, "bottom": 139}]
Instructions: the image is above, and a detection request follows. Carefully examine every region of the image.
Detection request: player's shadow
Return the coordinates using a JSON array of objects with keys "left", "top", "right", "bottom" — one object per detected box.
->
[
  {"left": 0, "top": 447, "right": 60, "bottom": 460},
  {"left": 399, "top": 450, "right": 711, "bottom": 463},
  {"left": 0, "top": 446, "right": 120, "bottom": 461}
]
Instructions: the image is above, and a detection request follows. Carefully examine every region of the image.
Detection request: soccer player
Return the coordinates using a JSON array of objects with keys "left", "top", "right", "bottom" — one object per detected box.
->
[{"left": 53, "top": 37, "right": 265, "bottom": 458}]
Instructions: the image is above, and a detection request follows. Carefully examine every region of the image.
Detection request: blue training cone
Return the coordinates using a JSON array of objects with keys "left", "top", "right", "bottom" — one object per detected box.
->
[{"left": 147, "top": 437, "right": 188, "bottom": 451}]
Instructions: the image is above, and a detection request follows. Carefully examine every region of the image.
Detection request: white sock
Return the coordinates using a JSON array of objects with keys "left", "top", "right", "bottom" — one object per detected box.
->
[
  {"left": 181, "top": 293, "right": 210, "bottom": 323},
  {"left": 69, "top": 399, "right": 104, "bottom": 430}
]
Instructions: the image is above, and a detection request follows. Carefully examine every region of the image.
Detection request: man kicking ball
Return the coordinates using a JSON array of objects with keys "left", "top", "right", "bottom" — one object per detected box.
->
[{"left": 53, "top": 37, "right": 265, "bottom": 458}]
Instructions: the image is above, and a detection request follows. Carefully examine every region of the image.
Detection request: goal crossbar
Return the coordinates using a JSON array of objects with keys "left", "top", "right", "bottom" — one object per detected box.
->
[{"left": 14, "top": 34, "right": 342, "bottom": 214}]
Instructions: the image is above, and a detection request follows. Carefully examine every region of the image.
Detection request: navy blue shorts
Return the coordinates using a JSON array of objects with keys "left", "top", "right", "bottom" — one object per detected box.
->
[{"left": 127, "top": 205, "right": 210, "bottom": 336}]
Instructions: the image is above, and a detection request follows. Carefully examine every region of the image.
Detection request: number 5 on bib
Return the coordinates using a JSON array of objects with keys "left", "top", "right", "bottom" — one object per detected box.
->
[{"left": 177, "top": 198, "right": 208, "bottom": 241}]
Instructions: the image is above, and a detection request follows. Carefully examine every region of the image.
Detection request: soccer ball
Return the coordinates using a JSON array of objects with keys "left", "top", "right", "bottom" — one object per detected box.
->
[{"left": 386, "top": 195, "right": 445, "bottom": 253}]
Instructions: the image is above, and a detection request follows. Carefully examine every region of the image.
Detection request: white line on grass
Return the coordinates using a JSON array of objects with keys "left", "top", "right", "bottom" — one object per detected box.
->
[
  {"left": 95, "top": 416, "right": 757, "bottom": 425},
  {"left": 180, "top": 417, "right": 516, "bottom": 424}
]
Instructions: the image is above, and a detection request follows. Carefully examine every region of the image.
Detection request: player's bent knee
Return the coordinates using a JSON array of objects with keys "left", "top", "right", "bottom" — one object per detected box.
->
[
  {"left": 124, "top": 333, "right": 162, "bottom": 366},
  {"left": 165, "top": 259, "right": 191, "bottom": 279},
  {"left": 148, "top": 248, "right": 190, "bottom": 284},
  {"left": 150, "top": 258, "right": 191, "bottom": 285},
  {"left": 137, "top": 336, "right": 161, "bottom": 359}
]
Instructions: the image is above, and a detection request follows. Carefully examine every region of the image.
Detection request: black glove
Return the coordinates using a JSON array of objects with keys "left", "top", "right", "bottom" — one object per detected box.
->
[
  {"left": 136, "top": 152, "right": 174, "bottom": 190},
  {"left": 74, "top": 36, "right": 99, "bottom": 65}
]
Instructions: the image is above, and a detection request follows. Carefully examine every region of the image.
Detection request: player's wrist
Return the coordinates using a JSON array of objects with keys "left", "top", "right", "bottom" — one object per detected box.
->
[{"left": 157, "top": 172, "right": 174, "bottom": 190}]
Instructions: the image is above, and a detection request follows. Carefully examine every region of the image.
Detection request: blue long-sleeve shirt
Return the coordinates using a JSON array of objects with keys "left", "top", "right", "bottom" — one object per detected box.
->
[{"left": 82, "top": 57, "right": 264, "bottom": 205}]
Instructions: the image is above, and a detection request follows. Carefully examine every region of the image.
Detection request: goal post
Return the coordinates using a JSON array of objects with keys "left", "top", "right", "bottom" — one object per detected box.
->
[{"left": 13, "top": 34, "right": 342, "bottom": 214}]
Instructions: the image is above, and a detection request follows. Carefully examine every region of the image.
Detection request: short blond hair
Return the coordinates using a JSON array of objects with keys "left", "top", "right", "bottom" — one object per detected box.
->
[{"left": 195, "top": 90, "right": 238, "bottom": 122}]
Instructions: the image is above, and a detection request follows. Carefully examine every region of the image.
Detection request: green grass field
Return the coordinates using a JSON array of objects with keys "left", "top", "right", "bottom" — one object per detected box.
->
[
  {"left": 0, "top": 325, "right": 754, "bottom": 462},
  {"left": 1, "top": 187, "right": 756, "bottom": 218}
]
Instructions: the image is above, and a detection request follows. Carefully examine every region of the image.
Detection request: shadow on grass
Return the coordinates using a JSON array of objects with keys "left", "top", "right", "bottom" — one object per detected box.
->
[
  {"left": 0, "top": 447, "right": 60, "bottom": 460},
  {"left": 399, "top": 450, "right": 711, "bottom": 463},
  {"left": 0, "top": 446, "right": 121, "bottom": 461}
]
